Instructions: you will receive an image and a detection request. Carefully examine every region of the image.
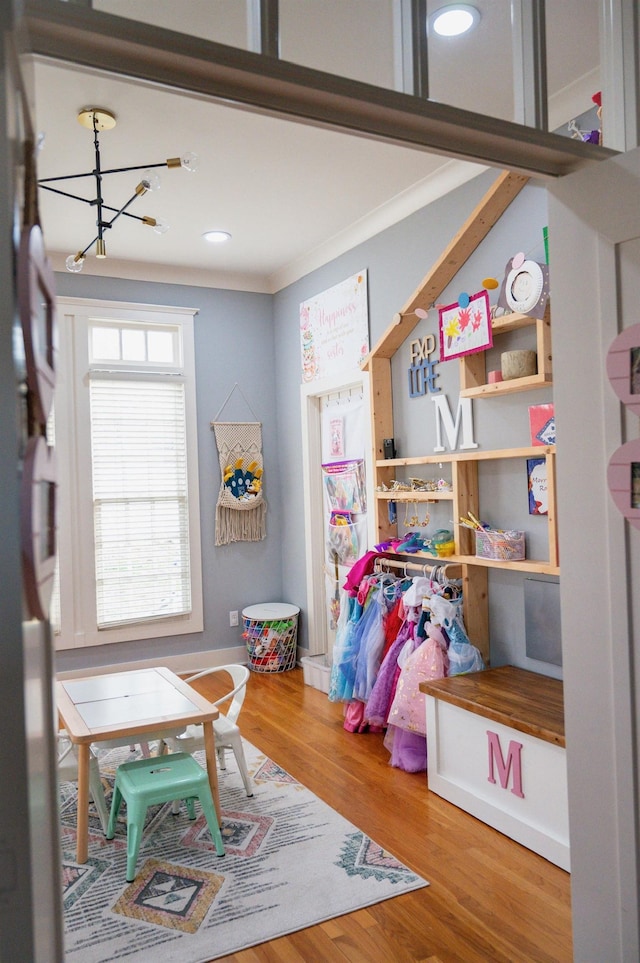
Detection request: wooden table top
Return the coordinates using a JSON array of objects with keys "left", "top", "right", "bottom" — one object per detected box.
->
[{"left": 420, "top": 665, "right": 565, "bottom": 747}]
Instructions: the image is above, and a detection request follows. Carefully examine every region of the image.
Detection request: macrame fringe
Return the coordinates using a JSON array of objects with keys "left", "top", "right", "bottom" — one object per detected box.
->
[
  {"left": 212, "top": 420, "right": 266, "bottom": 546},
  {"left": 215, "top": 500, "right": 267, "bottom": 546}
]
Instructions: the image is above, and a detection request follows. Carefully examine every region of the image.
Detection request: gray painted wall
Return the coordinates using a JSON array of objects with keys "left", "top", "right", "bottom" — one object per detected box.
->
[
  {"left": 55, "top": 172, "right": 560, "bottom": 680},
  {"left": 54, "top": 276, "right": 283, "bottom": 673},
  {"left": 274, "top": 169, "right": 559, "bottom": 677}
]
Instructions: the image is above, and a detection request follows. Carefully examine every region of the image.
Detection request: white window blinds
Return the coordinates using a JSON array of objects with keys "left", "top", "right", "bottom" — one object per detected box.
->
[{"left": 89, "top": 376, "right": 191, "bottom": 628}]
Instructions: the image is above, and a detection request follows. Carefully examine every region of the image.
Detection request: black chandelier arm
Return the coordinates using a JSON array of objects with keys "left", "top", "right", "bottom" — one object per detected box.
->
[
  {"left": 100, "top": 205, "right": 148, "bottom": 223},
  {"left": 94, "top": 161, "right": 167, "bottom": 177},
  {"left": 38, "top": 161, "right": 169, "bottom": 185},
  {"left": 93, "top": 126, "right": 105, "bottom": 245},
  {"left": 38, "top": 183, "right": 96, "bottom": 204},
  {"left": 79, "top": 234, "right": 101, "bottom": 259},
  {"left": 38, "top": 185, "right": 151, "bottom": 224},
  {"left": 77, "top": 197, "right": 150, "bottom": 258},
  {"left": 38, "top": 171, "right": 100, "bottom": 184},
  {"left": 101, "top": 188, "right": 145, "bottom": 231}
]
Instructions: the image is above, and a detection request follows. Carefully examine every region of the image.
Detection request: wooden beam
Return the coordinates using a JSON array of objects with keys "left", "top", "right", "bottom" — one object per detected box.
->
[{"left": 363, "top": 170, "right": 529, "bottom": 363}]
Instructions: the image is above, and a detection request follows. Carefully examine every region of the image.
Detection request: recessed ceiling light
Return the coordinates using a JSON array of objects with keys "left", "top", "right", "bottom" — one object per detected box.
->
[
  {"left": 430, "top": 4, "right": 480, "bottom": 37},
  {"left": 202, "top": 230, "right": 231, "bottom": 244}
]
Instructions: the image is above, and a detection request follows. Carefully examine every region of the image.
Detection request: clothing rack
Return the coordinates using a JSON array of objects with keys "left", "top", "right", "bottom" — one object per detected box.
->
[{"left": 374, "top": 554, "right": 462, "bottom": 580}]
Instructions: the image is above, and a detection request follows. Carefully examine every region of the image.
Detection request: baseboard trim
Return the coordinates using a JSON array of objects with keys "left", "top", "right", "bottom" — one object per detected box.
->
[{"left": 56, "top": 645, "right": 249, "bottom": 680}]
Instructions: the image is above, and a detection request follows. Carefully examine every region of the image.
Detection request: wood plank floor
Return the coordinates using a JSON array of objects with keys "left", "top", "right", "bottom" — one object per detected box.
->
[{"left": 193, "top": 666, "right": 573, "bottom": 963}]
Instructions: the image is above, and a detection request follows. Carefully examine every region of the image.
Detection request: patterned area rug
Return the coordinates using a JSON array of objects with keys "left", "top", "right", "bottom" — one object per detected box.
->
[{"left": 60, "top": 741, "right": 428, "bottom": 962}]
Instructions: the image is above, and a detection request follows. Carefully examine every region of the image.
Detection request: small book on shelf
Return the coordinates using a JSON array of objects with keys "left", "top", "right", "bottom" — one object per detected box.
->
[{"left": 528, "top": 403, "right": 555, "bottom": 446}]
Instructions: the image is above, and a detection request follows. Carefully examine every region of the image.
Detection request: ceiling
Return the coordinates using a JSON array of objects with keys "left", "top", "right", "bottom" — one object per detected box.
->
[{"left": 31, "top": 0, "right": 601, "bottom": 294}]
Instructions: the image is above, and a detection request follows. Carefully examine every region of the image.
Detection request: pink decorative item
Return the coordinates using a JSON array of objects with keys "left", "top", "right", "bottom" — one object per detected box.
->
[
  {"left": 529, "top": 403, "right": 556, "bottom": 446},
  {"left": 605, "top": 323, "right": 640, "bottom": 416},
  {"left": 488, "top": 370, "right": 503, "bottom": 383},
  {"left": 607, "top": 437, "right": 640, "bottom": 530}
]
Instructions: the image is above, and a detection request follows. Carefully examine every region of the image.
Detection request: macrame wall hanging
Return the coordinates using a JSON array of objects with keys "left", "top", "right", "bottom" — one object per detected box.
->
[{"left": 211, "top": 384, "right": 266, "bottom": 546}]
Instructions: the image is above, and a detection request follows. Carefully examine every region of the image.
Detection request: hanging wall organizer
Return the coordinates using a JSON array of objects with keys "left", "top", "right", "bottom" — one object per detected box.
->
[{"left": 211, "top": 384, "right": 267, "bottom": 546}]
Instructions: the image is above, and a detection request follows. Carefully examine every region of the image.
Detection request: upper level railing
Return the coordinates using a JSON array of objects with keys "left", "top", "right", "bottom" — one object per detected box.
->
[{"left": 22, "top": 0, "right": 633, "bottom": 176}]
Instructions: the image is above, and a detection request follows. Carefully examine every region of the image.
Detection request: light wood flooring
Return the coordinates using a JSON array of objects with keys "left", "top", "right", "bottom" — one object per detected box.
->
[{"left": 193, "top": 666, "right": 573, "bottom": 963}]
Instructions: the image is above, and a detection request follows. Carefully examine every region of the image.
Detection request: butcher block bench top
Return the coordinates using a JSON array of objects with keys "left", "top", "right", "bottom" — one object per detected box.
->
[{"left": 420, "top": 665, "right": 565, "bottom": 748}]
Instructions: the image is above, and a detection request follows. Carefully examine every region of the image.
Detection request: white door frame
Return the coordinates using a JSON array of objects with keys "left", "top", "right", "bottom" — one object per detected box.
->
[
  {"left": 549, "top": 146, "right": 640, "bottom": 961},
  {"left": 300, "top": 370, "right": 374, "bottom": 656}
]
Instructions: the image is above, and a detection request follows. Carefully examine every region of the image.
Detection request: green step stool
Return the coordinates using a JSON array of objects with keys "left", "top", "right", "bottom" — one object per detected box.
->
[{"left": 106, "top": 751, "right": 225, "bottom": 881}]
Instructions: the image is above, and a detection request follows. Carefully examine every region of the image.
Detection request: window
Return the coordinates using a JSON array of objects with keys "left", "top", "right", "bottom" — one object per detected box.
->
[{"left": 53, "top": 298, "right": 203, "bottom": 648}]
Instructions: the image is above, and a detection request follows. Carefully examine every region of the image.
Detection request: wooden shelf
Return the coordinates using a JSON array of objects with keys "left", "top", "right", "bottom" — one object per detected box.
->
[
  {"left": 377, "top": 445, "right": 555, "bottom": 468},
  {"left": 490, "top": 311, "right": 542, "bottom": 334},
  {"left": 460, "top": 372, "right": 552, "bottom": 398},
  {"left": 459, "top": 306, "right": 552, "bottom": 398},
  {"left": 376, "top": 490, "right": 454, "bottom": 501},
  {"left": 384, "top": 548, "right": 559, "bottom": 577}
]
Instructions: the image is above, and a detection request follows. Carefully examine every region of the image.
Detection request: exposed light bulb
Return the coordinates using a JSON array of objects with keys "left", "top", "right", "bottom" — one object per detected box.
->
[
  {"left": 202, "top": 230, "right": 231, "bottom": 244},
  {"left": 142, "top": 215, "right": 170, "bottom": 234},
  {"left": 65, "top": 253, "right": 84, "bottom": 273},
  {"left": 180, "top": 151, "right": 198, "bottom": 172},
  {"left": 143, "top": 170, "right": 161, "bottom": 191}
]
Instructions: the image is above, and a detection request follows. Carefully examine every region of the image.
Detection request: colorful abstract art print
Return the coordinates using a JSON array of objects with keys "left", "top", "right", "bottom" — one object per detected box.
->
[{"left": 438, "top": 289, "right": 492, "bottom": 362}]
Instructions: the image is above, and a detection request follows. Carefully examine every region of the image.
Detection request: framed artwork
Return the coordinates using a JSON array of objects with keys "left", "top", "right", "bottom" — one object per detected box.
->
[
  {"left": 299, "top": 270, "right": 369, "bottom": 383},
  {"left": 527, "top": 457, "right": 548, "bottom": 515},
  {"left": 438, "top": 289, "right": 492, "bottom": 362}
]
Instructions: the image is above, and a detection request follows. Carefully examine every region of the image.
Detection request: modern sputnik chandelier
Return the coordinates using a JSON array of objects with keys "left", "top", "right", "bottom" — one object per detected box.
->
[{"left": 37, "top": 108, "right": 197, "bottom": 272}]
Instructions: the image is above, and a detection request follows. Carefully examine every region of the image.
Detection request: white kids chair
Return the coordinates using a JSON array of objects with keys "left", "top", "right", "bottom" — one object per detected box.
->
[
  {"left": 161, "top": 664, "right": 253, "bottom": 797},
  {"left": 57, "top": 731, "right": 110, "bottom": 833}
]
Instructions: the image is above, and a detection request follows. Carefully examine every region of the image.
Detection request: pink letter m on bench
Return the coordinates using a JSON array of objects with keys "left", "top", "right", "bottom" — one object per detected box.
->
[{"left": 487, "top": 730, "right": 525, "bottom": 798}]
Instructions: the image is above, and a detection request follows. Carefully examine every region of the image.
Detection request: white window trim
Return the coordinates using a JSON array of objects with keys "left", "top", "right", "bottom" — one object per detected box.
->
[{"left": 54, "top": 296, "right": 203, "bottom": 649}]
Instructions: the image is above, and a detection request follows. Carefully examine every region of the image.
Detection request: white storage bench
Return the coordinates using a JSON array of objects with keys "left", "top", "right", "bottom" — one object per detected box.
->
[{"left": 420, "top": 665, "right": 569, "bottom": 871}]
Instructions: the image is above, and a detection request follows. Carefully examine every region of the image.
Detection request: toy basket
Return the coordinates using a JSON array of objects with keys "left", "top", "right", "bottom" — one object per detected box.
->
[
  {"left": 475, "top": 528, "right": 525, "bottom": 562},
  {"left": 242, "top": 602, "right": 300, "bottom": 673}
]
